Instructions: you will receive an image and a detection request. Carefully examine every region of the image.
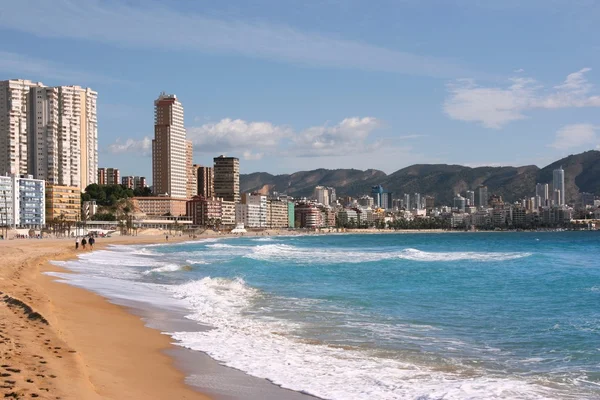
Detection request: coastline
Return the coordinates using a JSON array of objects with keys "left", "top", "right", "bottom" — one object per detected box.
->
[
  {"left": 0, "top": 232, "right": 321, "bottom": 400},
  {"left": 0, "top": 235, "right": 212, "bottom": 399}
]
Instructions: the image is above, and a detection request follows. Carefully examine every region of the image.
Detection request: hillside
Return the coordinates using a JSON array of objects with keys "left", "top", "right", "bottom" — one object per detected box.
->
[{"left": 239, "top": 150, "right": 600, "bottom": 204}]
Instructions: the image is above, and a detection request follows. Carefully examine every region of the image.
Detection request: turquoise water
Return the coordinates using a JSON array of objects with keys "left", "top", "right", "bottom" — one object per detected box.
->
[{"left": 55, "top": 232, "right": 600, "bottom": 399}]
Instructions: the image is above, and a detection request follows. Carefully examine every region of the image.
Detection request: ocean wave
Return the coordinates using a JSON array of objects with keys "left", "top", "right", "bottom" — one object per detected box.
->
[
  {"left": 244, "top": 244, "right": 532, "bottom": 264},
  {"left": 142, "top": 263, "right": 185, "bottom": 275},
  {"left": 397, "top": 248, "right": 532, "bottom": 262},
  {"left": 185, "top": 259, "right": 209, "bottom": 265},
  {"left": 169, "top": 277, "right": 560, "bottom": 400}
]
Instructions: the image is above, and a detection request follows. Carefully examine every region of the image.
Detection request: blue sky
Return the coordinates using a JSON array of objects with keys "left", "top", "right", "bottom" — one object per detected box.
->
[{"left": 1, "top": 0, "right": 600, "bottom": 179}]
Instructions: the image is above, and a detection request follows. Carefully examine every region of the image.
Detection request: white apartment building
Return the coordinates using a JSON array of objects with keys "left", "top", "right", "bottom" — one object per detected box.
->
[
  {"left": 237, "top": 193, "right": 267, "bottom": 228},
  {"left": 152, "top": 93, "right": 187, "bottom": 199},
  {"left": 0, "top": 80, "right": 98, "bottom": 190},
  {"left": 0, "top": 174, "right": 45, "bottom": 229},
  {"left": 0, "top": 79, "right": 45, "bottom": 176}
]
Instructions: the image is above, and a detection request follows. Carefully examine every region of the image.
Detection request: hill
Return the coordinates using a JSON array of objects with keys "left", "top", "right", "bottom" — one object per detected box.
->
[{"left": 239, "top": 150, "right": 600, "bottom": 204}]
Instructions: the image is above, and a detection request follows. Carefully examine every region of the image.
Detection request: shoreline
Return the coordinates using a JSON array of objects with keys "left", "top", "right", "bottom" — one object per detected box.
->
[
  {"left": 0, "top": 234, "right": 212, "bottom": 399},
  {"left": 0, "top": 232, "right": 321, "bottom": 400}
]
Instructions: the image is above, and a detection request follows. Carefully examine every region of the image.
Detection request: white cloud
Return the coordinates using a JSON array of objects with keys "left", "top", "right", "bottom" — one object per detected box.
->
[
  {"left": 292, "top": 117, "right": 382, "bottom": 156},
  {"left": 550, "top": 124, "right": 598, "bottom": 149},
  {"left": 115, "top": 116, "right": 385, "bottom": 159},
  {"left": 0, "top": 0, "right": 470, "bottom": 78},
  {"left": 187, "top": 118, "right": 293, "bottom": 153},
  {"left": 444, "top": 68, "right": 600, "bottom": 128},
  {"left": 108, "top": 137, "right": 152, "bottom": 155}
]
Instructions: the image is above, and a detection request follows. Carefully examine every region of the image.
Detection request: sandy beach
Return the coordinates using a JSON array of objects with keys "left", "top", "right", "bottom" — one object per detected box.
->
[{"left": 0, "top": 234, "right": 213, "bottom": 400}]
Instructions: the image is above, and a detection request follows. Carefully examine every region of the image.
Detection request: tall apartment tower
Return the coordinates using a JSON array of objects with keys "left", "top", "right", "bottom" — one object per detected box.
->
[
  {"left": 213, "top": 155, "right": 239, "bottom": 203},
  {"left": 0, "top": 80, "right": 98, "bottom": 189},
  {"left": 552, "top": 166, "right": 565, "bottom": 206},
  {"left": 152, "top": 93, "right": 187, "bottom": 198},
  {"left": 197, "top": 166, "right": 214, "bottom": 198},
  {"left": 535, "top": 183, "right": 549, "bottom": 207},
  {"left": 0, "top": 79, "right": 44, "bottom": 176},
  {"left": 186, "top": 141, "right": 196, "bottom": 198},
  {"left": 476, "top": 185, "right": 488, "bottom": 208}
]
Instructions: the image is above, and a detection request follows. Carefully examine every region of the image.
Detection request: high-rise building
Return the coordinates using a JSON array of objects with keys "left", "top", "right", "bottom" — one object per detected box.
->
[
  {"left": 535, "top": 183, "right": 549, "bottom": 208},
  {"left": 0, "top": 80, "right": 97, "bottom": 190},
  {"left": 466, "top": 190, "right": 475, "bottom": 206},
  {"left": 453, "top": 194, "right": 466, "bottom": 212},
  {"left": 552, "top": 167, "right": 565, "bottom": 206},
  {"left": 186, "top": 141, "right": 196, "bottom": 198},
  {"left": 403, "top": 193, "right": 410, "bottom": 210},
  {"left": 425, "top": 195, "right": 435, "bottom": 209},
  {"left": 122, "top": 175, "right": 134, "bottom": 188},
  {"left": 476, "top": 185, "right": 488, "bottom": 208},
  {"left": 152, "top": 93, "right": 187, "bottom": 198},
  {"left": 197, "top": 166, "right": 214, "bottom": 198},
  {"left": 213, "top": 155, "right": 239, "bottom": 203},
  {"left": 413, "top": 193, "right": 421, "bottom": 210},
  {"left": 314, "top": 186, "right": 330, "bottom": 205},
  {"left": 0, "top": 79, "right": 44, "bottom": 176},
  {"left": 98, "top": 168, "right": 120, "bottom": 185}
]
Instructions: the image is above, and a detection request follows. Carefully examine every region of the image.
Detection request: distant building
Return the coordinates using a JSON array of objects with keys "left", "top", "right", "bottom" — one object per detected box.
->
[
  {"left": 295, "top": 203, "right": 322, "bottom": 228},
  {"left": 371, "top": 185, "right": 393, "bottom": 210},
  {"left": 413, "top": 193, "right": 422, "bottom": 210},
  {"left": 476, "top": 185, "right": 488, "bottom": 208},
  {"left": 552, "top": 167, "right": 565, "bottom": 205},
  {"left": 425, "top": 195, "right": 435, "bottom": 209},
  {"left": 236, "top": 193, "right": 267, "bottom": 228},
  {"left": 122, "top": 176, "right": 147, "bottom": 189},
  {"left": 465, "top": 190, "right": 475, "bottom": 206},
  {"left": 213, "top": 156, "right": 240, "bottom": 203},
  {"left": 186, "top": 142, "right": 196, "bottom": 198},
  {"left": 403, "top": 193, "right": 410, "bottom": 210},
  {"left": 314, "top": 186, "right": 330, "bottom": 206},
  {"left": 197, "top": 166, "right": 214, "bottom": 198},
  {"left": 267, "top": 198, "right": 289, "bottom": 228},
  {"left": 220, "top": 200, "right": 236, "bottom": 226},
  {"left": 186, "top": 196, "right": 222, "bottom": 226},
  {"left": 0, "top": 174, "right": 45, "bottom": 229},
  {"left": 98, "top": 168, "right": 120, "bottom": 186},
  {"left": 535, "top": 183, "right": 549, "bottom": 208},
  {"left": 453, "top": 194, "right": 466, "bottom": 212},
  {"left": 132, "top": 196, "right": 187, "bottom": 217}
]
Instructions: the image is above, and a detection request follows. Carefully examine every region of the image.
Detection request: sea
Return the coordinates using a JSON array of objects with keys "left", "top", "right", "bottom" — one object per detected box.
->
[{"left": 50, "top": 232, "right": 600, "bottom": 400}]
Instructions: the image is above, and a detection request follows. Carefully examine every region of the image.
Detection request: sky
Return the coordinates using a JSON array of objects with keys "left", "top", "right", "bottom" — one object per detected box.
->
[{"left": 2, "top": 0, "right": 600, "bottom": 179}]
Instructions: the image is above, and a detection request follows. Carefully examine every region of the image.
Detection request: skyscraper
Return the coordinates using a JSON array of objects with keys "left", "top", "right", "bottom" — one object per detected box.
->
[
  {"left": 98, "top": 168, "right": 120, "bottom": 185},
  {"left": 535, "top": 183, "right": 549, "bottom": 207},
  {"left": 476, "top": 185, "right": 488, "bottom": 208},
  {"left": 213, "top": 155, "right": 239, "bottom": 203},
  {"left": 197, "top": 166, "right": 214, "bottom": 198},
  {"left": 152, "top": 93, "right": 187, "bottom": 198},
  {"left": 0, "top": 80, "right": 97, "bottom": 189},
  {"left": 314, "top": 186, "right": 330, "bottom": 205},
  {"left": 552, "top": 167, "right": 565, "bottom": 206},
  {"left": 0, "top": 79, "right": 44, "bottom": 176},
  {"left": 466, "top": 190, "right": 475, "bottom": 206}
]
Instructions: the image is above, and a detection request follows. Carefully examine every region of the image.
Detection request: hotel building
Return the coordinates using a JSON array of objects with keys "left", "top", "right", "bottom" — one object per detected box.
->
[
  {"left": 267, "top": 198, "right": 289, "bottom": 228},
  {"left": 213, "top": 156, "right": 239, "bottom": 203},
  {"left": 186, "top": 196, "right": 222, "bottom": 226},
  {"left": 152, "top": 93, "right": 187, "bottom": 198},
  {"left": 553, "top": 167, "right": 565, "bottom": 205}
]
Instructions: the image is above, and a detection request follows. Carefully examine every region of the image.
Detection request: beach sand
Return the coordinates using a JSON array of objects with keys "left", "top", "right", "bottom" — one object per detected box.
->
[{"left": 0, "top": 235, "right": 212, "bottom": 399}]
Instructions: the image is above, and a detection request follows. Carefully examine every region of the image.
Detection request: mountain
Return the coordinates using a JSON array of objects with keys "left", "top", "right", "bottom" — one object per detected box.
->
[{"left": 239, "top": 150, "right": 600, "bottom": 204}]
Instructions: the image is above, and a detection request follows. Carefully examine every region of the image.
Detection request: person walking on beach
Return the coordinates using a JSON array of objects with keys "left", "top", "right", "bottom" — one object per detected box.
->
[
  {"left": 75, "top": 237, "right": 79, "bottom": 250},
  {"left": 166, "top": 235, "right": 169, "bottom": 241},
  {"left": 81, "top": 237, "right": 87, "bottom": 250},
  {"left": 89, "top": 236, "right": 95, "bottom": 250}
]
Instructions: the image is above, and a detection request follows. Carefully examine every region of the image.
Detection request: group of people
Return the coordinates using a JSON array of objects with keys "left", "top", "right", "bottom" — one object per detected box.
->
[{"left": 75, "top": 235, "right": 96, "bottom": 250}]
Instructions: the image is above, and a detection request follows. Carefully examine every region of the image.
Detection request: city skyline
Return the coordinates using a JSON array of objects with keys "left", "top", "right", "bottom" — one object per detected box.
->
[{"left": 2, "top": 1, "right": 600, "bottom": 178}]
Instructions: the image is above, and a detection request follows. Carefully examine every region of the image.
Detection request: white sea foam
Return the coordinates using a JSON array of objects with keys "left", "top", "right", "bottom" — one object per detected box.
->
[
  {"left": 170, "top": 277, "right": 560, "bottom": 400},
  {"left": 397, "top": 248, "right": 532, "bottom": 262},
  {"left": 185, "top": 259, "right": 209, "bottom": 265},
  {"left": 142, "top": 263, "right": 184, "bottom": 275},
  {"left": 244, "top": 244, "right": 532, "bottom": 264}
]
